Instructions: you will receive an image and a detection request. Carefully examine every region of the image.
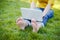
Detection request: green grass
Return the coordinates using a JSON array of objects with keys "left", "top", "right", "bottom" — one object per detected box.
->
[{"left": 0, "top": 0, "right": 60, "bottom": 40}]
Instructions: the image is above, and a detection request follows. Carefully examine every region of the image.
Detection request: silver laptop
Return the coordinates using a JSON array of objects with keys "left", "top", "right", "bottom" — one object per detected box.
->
[{"left": 20, "top": 8, "right": 43, "bottom": 22}]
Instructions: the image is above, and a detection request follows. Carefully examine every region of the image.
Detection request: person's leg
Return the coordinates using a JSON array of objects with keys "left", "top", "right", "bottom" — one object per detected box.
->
[
  {"left": 31, "top": 19, "right": 42, "bottom": 32},
  {"left": 31, "top": 10, "right": 54, "bottom": 32},
  {"left": 31, "top": 8, "right": 44, "bottom": 32},
  {"left": 42, "top": 10, "right": 54, "bottom": 25},
  {"left": 16, "top": 17, "right": 30, "bottom": 30}
]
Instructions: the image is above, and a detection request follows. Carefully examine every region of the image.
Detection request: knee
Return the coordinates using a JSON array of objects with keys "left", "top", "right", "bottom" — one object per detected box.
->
[
  {"left": 47, "top": 10, "right": 54, "bottom": 18},
  {"left": 49, "top": 10, "right": 54, "bottom": 15}
]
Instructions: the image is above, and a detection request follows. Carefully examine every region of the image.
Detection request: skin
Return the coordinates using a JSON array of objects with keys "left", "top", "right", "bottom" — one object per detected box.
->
[{"left": 16, "top": 0, "right": 51, "bottom": 32}]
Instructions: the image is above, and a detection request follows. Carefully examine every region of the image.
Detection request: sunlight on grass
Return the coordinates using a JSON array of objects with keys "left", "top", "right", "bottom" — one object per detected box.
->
[
  {"left": 0, "top": 0, "right": 60, "bottom": 40},
  {"left": 20, "top": 0, "right": 29, "bottom": 3}
]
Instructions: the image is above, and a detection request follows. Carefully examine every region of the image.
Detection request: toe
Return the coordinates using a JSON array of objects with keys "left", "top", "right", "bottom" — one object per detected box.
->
[{"left": 16, "top": 17, "right": 23, "bottom": 23}]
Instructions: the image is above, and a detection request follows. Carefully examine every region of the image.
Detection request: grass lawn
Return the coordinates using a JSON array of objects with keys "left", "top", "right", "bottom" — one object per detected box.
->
[{"left": 0, "top": 0, "right": 60, "bottom": 40}]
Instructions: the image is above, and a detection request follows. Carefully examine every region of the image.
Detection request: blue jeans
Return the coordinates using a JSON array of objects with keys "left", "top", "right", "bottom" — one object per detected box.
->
[
  {"left": 24, "top": 8, "right": 54, "bottom": 26},
  {"left": 39, "top": 8, "right": 54, "bottom": 25}
]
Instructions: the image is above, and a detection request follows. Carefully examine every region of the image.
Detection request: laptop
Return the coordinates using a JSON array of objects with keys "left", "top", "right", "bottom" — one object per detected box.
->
[{"left": 20, "top": 8, "right": 43, "bottom": 22}]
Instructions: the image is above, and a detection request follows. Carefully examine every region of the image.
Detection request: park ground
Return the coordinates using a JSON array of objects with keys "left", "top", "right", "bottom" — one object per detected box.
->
[{"left": 0, "top": 0, "right": 60, "bottom": 40}]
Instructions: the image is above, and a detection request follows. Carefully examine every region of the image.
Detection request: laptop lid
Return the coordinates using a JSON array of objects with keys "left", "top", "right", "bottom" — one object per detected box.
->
[{"left": 20, "top": 8, "right": 43, "bottom": 21}]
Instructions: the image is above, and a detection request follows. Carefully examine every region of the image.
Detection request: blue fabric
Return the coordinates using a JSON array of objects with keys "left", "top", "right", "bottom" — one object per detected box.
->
[
  {"left": 24, "top": 8, "right": 54, "bottom": 26},
  {"left": 39, "top": 8, "right": 54, "bottom": 25}
]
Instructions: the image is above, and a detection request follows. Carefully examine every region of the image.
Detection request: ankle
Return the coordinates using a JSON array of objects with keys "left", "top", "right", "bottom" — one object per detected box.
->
[{"left": 20, "top": 26, "right": 25, "bottom": 30}]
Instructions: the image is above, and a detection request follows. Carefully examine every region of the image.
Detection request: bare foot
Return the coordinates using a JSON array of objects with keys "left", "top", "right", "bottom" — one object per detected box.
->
[
  {"left": 31, "top": 19, "right": 42, "bottom": 32},
  {"left": 16, "top": 17, "right": 28, "bottom": 30}
]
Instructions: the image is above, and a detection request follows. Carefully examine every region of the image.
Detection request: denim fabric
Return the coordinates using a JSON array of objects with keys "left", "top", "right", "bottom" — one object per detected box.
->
[
  {"left": 23, "top": 8, "right": 54, "bottom": 26},
  {"left": 39, "top": 8, "right": 54, "bottom": 25}
]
